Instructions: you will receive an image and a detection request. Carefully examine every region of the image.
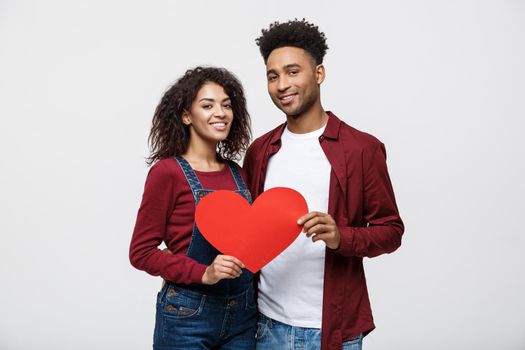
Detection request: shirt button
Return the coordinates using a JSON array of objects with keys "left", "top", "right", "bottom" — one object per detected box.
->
[{"left": 319, "top": 136, "right": 324, "bottom": 141}]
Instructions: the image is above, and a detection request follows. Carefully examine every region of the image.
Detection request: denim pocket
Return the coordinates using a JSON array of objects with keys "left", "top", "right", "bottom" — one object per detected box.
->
[
  {"left": 255, "top": 314, "right": 270, "bottom": 340},
  {"left": 155, "top": 287, "right": 207, "bottom": 348},
  {"left": 342, "top": 333, "right": 363, "bottom": 350},
  {"left": 161, "top": 286, "right": 205, "bottom": 319}
]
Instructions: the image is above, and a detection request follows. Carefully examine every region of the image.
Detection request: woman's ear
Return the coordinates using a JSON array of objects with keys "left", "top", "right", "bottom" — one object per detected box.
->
[{"left": 182, "top": 111, "right": 191, "bottom": 125}]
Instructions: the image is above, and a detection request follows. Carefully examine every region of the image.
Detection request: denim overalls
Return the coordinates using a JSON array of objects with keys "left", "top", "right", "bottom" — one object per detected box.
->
[{"left": 153, "top": 156, "right": 256, "bottom": 350}]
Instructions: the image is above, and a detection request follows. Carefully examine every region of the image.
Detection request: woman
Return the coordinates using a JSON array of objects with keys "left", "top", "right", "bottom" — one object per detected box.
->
[{"left": 130, "top": 66, "right": 255, "bottom": 349}]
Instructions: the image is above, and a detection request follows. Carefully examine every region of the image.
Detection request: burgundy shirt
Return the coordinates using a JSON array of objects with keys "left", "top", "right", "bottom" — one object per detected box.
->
[
  {"left": 129, "top": 158, "right": 240, "bottom": 285},
  {"left": 243, "top": 112, "right": 404, "bottom": 349}
]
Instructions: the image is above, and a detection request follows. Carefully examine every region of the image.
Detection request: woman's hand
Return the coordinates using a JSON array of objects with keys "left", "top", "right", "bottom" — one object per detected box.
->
[{"left": 201, "top": 255, "right": 245, "bottom": 285}]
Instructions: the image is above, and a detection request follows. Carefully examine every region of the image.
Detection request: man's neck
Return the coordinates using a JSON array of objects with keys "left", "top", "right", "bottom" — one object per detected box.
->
[{"left": 286, "top": 107, "right": 329, "bottom": 134}]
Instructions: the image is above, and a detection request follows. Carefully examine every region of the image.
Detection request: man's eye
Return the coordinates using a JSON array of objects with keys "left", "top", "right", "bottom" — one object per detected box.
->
[
  {"left": 268, "top": 75, "right": 277, "bottom": 82},
  {"left": 289, "top": 71, "right": 298, "bottom": 76}
]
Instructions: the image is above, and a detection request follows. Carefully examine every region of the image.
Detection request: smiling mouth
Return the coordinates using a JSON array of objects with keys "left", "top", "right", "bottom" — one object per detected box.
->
[
  {"left": 209, "top": 122, "right": 228, "bottom": 131},
  {"left": 278, "top": 94, "right": 297, "bottom": 105}
]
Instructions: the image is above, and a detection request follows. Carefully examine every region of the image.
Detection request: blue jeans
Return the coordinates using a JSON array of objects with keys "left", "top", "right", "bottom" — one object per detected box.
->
[
  {"left": 153, "top": 283, "right": 257, "bottom": 349},
  {"left": 256, "top": 313, "right": 363, "bottom": 350}
]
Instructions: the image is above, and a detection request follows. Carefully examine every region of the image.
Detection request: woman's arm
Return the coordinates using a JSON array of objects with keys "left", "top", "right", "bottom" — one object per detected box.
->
[{"left": 129, "top": 161, "right": 207, "bottom": 284}]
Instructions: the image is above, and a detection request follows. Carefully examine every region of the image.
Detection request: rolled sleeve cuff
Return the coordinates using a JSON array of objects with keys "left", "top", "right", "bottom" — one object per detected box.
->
[{"left": 332, "top": 226, "right": 355, "bottom": 257}]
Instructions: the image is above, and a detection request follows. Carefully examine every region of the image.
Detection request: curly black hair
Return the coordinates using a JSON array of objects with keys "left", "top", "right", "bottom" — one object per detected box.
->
[
  {"left": 147, "top": 66, "right": 251, "bottom": 165},
  {"left": 255, "top": 19, "right": 329, "bottom": 64}
]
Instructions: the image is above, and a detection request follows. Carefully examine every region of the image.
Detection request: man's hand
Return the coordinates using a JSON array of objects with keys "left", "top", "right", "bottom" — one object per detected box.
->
[
  {"left": 201, "top": 255, "right": 245, "bottom": 285},
  {"left": 297, "top": 211, "right": 341, "bottom": 250}
]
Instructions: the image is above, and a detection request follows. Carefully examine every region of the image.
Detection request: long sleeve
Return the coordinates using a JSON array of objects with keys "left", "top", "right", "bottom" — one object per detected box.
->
[
  {"left": 335, "top": 143, "right": 404, "bottom": 258},
  {"left": 129, "top": 162, "right": 207, "bottom": 284}
]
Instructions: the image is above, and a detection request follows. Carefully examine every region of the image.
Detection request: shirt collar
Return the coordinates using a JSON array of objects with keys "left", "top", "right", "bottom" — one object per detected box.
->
[
  {"left": 269, "top": 111, "right": 341, "bottom": 145},
  {"left": 322, "top": 111, "right": 341, "bottom": 140}
]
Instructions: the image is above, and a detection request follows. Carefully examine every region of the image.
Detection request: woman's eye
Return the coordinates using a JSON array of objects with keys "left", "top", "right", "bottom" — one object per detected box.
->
[
  {"left": 223, "top": 104, "right": 232, "bottom": 109},
  {"left": 202, "top": 105, "right": 212, "bottom": 109}
]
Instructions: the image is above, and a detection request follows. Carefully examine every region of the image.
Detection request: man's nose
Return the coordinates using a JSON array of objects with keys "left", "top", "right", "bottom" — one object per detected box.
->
[{"left": 277, "top": 76, "right": 291, "bottom": 92}]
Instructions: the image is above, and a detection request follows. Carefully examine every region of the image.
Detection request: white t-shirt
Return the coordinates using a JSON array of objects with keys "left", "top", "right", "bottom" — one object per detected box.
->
[{"left": 257, "top": 124, "right": 331, "bottom": 328}]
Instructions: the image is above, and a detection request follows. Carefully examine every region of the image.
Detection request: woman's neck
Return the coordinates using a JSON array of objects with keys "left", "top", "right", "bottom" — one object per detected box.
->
[{"left": 182, "top": 142, "right": 223, "bottom": 172}]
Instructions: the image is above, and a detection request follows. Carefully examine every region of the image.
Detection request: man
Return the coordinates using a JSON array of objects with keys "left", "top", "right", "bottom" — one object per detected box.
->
[{"left": 243, "top": 19, "right": 404, "bottom": 350}]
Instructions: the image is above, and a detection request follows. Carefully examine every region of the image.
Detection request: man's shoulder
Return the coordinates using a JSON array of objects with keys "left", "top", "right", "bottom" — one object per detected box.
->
[
  {"left": 337, "top": 118, "right": 384, "bottom": 150},
  {"left": 247, "top": 123, "right": 285, "bottom": 152}
]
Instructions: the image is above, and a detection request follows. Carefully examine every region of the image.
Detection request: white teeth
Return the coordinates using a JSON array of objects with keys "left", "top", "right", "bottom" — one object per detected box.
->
[{"left": 210, "top": 122, "right": 226, "bottom": 127}]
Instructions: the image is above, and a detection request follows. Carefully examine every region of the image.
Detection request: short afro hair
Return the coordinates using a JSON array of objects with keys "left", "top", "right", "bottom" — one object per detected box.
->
[{"left": 255, "top": 19, "right": 328, "bottom": 64}]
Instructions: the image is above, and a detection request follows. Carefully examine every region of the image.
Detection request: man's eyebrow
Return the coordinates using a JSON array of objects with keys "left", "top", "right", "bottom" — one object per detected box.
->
[
  {"left": 266, "top": 64, "right": 301, "bottom": 76},
  {"left": 284, "top": 63, "right": 301, "bottom": 70}
]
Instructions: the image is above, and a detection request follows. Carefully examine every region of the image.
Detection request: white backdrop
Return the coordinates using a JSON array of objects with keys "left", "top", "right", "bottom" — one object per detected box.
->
[{"left": 1, "top": 1, "right": 524, "bottom": 349}]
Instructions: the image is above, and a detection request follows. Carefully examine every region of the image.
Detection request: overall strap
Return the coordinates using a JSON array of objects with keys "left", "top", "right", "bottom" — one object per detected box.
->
[
  {"left": 175, "top": 156, "right": 203, "bottom": 191},
  {"left": 227, "top": 161, "right": 247, "bottom": 192}
]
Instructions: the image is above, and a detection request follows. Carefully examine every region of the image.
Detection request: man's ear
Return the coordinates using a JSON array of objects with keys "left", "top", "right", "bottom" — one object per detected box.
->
[
  {"left": 316, "top": 64, "right": 326, "bottom": 85},
  {"left": 182, "top": 111, "right": 191, "bottom": 125}
]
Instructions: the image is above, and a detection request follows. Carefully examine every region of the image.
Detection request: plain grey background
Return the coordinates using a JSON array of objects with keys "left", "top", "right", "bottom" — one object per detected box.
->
[{"left": 1, "top": 0, "right": 524, "bottom": 349}]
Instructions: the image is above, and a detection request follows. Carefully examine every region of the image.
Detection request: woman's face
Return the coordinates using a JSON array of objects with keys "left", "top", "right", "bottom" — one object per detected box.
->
[{"left": 183, "top": 82, "right": 234, "bottom": 145}]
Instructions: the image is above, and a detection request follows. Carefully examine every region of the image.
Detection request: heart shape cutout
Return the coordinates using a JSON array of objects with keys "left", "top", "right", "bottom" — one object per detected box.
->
[{"left": 195, "top": 187, "right": 308, "bottom": 273}]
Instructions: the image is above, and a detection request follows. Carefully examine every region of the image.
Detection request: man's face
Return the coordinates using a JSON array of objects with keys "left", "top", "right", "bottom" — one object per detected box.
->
[{"left": 266, "top": 46, "right": 323, "bottom": 117}]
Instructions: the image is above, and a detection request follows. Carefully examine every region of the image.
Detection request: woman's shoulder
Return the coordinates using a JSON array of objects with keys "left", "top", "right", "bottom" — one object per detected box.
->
[{"left": 147, "top": 158, "right": 185, "bottom": 183}]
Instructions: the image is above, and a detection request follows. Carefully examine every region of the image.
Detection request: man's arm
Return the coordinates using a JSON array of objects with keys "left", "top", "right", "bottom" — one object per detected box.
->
[{"left": 299, "top": 143, "right": 404, "bottom": 257}]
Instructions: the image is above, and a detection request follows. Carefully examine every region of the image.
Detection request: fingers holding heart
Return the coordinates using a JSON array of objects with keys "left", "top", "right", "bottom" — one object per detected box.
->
[
  {"left": 299, "top": 212, "right": 332, "bottom": 234},
  {"left": 305, "top": 223, "right": 331, "bottom": 238},
  {"left": 202, "top": 255, "right": 245, "bottom": 285},
  {"left": 297, "top": 211, "right": 341, "bottom": 250}
]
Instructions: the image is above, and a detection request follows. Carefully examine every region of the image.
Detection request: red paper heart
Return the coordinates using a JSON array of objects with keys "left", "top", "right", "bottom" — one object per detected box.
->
[{"left": 195, "top": 187, "right": 308, "bottom": 273}]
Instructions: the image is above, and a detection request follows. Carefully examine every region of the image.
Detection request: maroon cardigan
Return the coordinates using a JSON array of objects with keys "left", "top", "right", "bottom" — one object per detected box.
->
[{"left": 243, "top": 112, "right": 404, "bottom": 349}]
